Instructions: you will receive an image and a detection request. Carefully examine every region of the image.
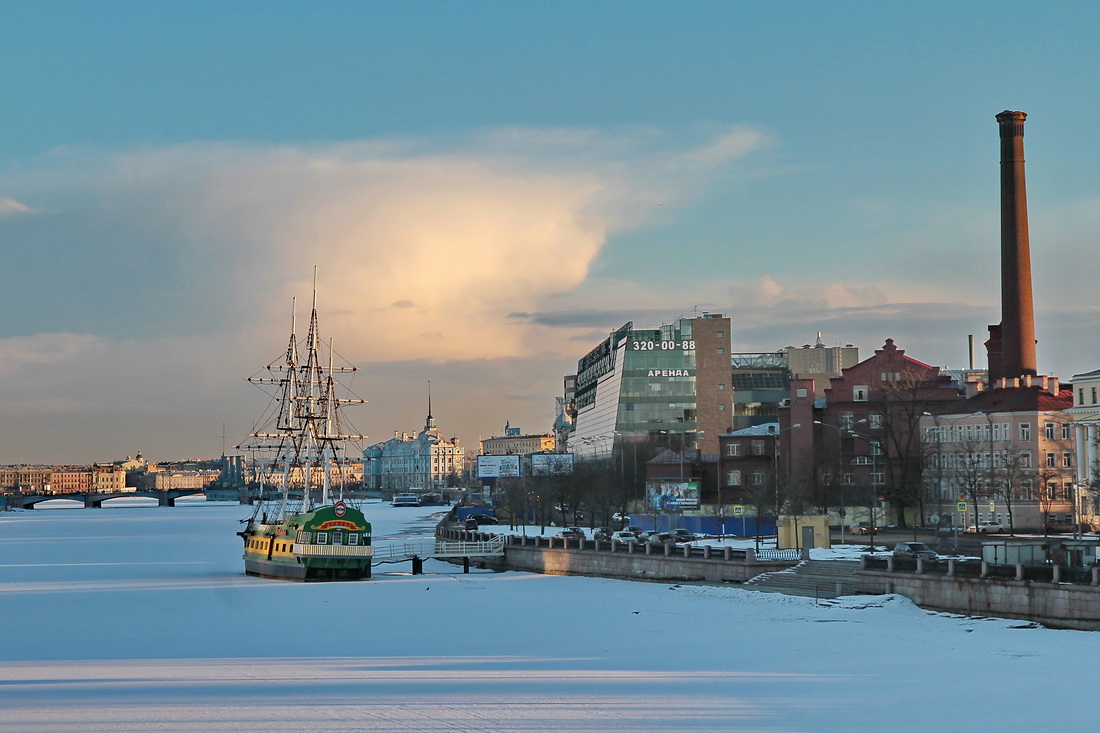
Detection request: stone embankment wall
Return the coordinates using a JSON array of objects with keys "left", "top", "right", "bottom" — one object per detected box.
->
[
  {"left": 438, "top": 528, "right": 800, "bottom": 584},
  {"left": 859, "top": 557, "right": 1100, "bottom": 631}
]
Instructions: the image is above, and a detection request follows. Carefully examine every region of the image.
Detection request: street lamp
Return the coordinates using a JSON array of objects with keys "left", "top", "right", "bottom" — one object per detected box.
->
[
  {"left": 767, "top": 423, "right": 801, "bottom": 548},
  {"left": 844, "top": 425, "right": 882, "bottom": 552},
  {"left": 814, "top": 420, "right": 848, "bottom": 544}
]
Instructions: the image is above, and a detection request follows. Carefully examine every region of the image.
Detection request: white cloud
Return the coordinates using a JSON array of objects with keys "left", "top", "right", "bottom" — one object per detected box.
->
[{"left": 0, "top": 196, "right": 33, "bottom": 217}]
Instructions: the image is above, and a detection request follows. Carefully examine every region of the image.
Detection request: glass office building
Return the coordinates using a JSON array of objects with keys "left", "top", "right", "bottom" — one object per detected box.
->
[{"left": 568, "top": 314, "right": 730, "bottom": 458}]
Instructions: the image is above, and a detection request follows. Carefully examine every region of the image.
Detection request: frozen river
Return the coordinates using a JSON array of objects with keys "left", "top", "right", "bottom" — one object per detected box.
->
[{"left": 0, "top": 498, "right": 1096, "bottom": 732}]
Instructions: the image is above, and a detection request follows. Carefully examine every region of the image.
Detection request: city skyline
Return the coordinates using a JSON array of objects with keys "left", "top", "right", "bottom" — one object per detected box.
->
[{"left": 3, "top": 2, "right": 1099, "bottom": 464}]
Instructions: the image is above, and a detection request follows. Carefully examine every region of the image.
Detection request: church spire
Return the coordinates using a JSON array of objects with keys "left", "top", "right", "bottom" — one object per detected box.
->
[{"left": 424, "top": 379, "right": 436, "bottom": 431}]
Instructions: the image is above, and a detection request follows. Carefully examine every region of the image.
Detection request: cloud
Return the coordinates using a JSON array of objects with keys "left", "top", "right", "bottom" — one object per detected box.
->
[
  {"left": 0, "top": 126, "right": 775, "bottom": 461},
  {"left": 0, "top": 333, "right": 105, "bottom": 380},
  {"left": 0, "top": 196, "right": 34, "bottom": 217}
]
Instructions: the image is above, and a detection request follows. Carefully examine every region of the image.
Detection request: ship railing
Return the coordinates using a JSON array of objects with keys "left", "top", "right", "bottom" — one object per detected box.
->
[{"left": 293, "top": 543, "right": 374, "bottom": 558}]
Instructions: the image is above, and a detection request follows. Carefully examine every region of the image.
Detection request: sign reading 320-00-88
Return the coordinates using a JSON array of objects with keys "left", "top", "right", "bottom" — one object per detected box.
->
[{"left": 632, "top": 339, "right": 696, "bottom": 351}]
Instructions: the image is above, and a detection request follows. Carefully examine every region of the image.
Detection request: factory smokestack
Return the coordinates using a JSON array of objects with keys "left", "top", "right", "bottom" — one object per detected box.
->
[{"left": 987, "top": 110, "right": 1038, "bottom": 380}]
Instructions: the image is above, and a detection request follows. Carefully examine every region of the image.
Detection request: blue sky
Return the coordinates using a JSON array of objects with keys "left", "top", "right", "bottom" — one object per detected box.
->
[{"left": 3, "top": 1, "right": 1099, "bottom": 463}]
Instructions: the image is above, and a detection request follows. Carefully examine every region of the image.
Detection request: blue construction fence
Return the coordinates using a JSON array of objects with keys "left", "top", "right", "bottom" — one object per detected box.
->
[{"left": 628, "top": 514, "right": 777, "bottom": 538}]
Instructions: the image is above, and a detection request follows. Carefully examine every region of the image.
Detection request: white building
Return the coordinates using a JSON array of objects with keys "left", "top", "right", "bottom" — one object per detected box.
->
[
  {"left": 363, "top": 405, "right": 463, "bottom": 493},
  {"left": 1068, "top": 368, "right": 1100, "bottom": 521}
]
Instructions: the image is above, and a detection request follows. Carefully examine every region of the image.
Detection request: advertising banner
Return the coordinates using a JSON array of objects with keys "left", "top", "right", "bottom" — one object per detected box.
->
[
  {"left": 477, "top": 454, "right": 521, "bottom": 479},
  {"left": 646, "top": 480, "right": 700, "bottom": 510},
  {"left": 530, "top": 453, "right": 574, "bottom": 476}
]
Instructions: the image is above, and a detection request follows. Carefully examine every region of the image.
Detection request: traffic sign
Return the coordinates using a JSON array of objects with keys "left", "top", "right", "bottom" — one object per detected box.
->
[
  {"left": 956, "top": 502, "right": 967, "bottom": 512},
  {"left": 732, "top": 505, "right": 744, "bottom": 516}
]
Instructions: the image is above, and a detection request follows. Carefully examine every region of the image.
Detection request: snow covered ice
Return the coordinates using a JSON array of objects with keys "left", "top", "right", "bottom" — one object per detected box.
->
[{"left": 1, "top": 498, "right": 1097, "bottom": 732}]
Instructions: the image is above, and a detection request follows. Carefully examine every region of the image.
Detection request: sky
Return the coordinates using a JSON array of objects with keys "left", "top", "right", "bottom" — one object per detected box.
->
[
  {"left": 3, "top": 1, "right": 1100, "bottom": 464},
  {"left": 3, "top": 499, "right": 1099, "bottom": 731}
]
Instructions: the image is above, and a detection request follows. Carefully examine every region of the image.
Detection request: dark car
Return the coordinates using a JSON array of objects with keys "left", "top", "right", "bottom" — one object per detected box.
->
[
  {"left": 893, "top": 541, "right": 937, "bottom": 561},
  {"left": 463, "top": 517, "right": 479, "bottom": 531},
  {"left": 625, "top": 525, "right": 645, "bottom": 537},
  {"left": 672, "top": 529, "right": 697, "bottom": 542},
  {"left": 593, "top": 527, "right": 612, "bottom": 541},
  {"left": 560, "top": 527, "right": 585, "bottom": 539},
  {"left": 468, "top": 513, "right": 498, "bottom": 525},
  {"left": 646, "top": 532, "right": 680, "bottom": 546}
]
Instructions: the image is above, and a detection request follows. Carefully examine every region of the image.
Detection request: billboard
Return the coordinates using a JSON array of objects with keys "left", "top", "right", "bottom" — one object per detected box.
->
[
  {"left": 645, "top": 481, "right": 700, "bottom": 511},
  {"left": 530, "top": 453, "right": 574, "bottom": 476},
  {"left": 477, "top": 454, "right": 521, "bottom": 479}
]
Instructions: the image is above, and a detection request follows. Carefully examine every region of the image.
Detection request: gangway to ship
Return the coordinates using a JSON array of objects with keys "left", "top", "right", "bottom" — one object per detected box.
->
[{"left": 372, "top": 535, "right": 505, "bottom": 574}]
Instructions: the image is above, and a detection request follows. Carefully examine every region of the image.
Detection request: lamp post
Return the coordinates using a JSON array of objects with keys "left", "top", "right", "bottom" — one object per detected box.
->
[
  {"left": 845, "top": 426, "right": 881, "bottom": 552},
  {"left": 768, "top": 423, "right": 801, "bottom": 548},
  {"left": 814, "top": 420, "right": 848, "bottom": 544}
]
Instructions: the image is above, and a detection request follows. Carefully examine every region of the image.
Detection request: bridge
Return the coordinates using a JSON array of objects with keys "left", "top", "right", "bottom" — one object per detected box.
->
[
  {"left": 7, "top": 489, "right": 206, "bottom": 509},
  {"left": 372, "top": 535, "right": 506, "bottom": 574}
]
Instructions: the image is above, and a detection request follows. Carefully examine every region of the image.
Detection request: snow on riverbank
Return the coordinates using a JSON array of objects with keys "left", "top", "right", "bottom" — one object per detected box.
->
[{"left": 0, "top": 499, "right": 1095, "bottom": 731}]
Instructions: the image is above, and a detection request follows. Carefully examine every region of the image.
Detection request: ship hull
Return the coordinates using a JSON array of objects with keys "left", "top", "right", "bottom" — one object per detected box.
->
[{"left": 243, "top": 555, "right": 370, "bottom": 581}]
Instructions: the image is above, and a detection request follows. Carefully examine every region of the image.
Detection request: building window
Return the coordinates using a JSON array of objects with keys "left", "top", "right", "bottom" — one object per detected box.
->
[
  {"left": 718, "top": 384, "right": 725, "bottom": 390},
  {"left": 751, "top": 472, "right": 765, "bottom": 486},
  {"left": 716, "top": 331, "right": 724, "bottom": 338},
  {"left": 1045, "top": 452, "right": 1056, "bottom": 468},
  {"left": 1020, "top": 451, "right": 1032, "bottom": 468},
  {"left": 727, "top": 470, "right": 741, "bottom": 486},
  {"left": 1080, "top": 388, "right": 1086, "bottom": 405},
  {"left": 853, "top": 386, "right": 868, "bottom": 402},
  {"left": 1062, "top": 424, "right": 1072, "bottom": 440},
  {"left": 869, "top": 413, "right": 883, "bottom": 429},
  {"left": 1019, "top": 423, "right": 1031, "bottom": 441},
  {"left": 796, "top": 388, "right": 807, "bottom": 398},
  {"left": 1063, "top": 452, "right": 1073, "bottom": 468},
  {"left": 1093, "top": 386, "right": 1098, "bottom": 405},
  {"left": 717, "top": 348, "right": 725, "bottom": 355},
  {"left": 718, "top": 404, "right": 725, "bottom": 411},
  {"left": 840, "top": 412, "right": 854, "bottom": 429},
  {"left": 727, "top": 443, "right": 740, "bottom": 457},
  {"left": 1045, "top": 422, "right": 1055, "bottom": 440},
  {"left": 841, "top": 473, "right": 854, "bottom": 485},
  {"left": 751, "top": 440, "right": 765, "bottom": 456},
  {"left": 871, "top": 472, "right": 885, "bottom": 485}
]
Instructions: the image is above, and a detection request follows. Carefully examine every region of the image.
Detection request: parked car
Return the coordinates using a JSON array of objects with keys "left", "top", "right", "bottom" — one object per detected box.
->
[
  {"left": 646, "top": 532, "right": 680, "bottom": 546},
  {"left": 671, "top": 529, "right": 697, "bottom": 542},
  {"left": 612, "top": 512, "right": 630, "bottom": 523},
  {"left": 609, "top": 530, "right": 640, "bottom": 543},
  {"left": 967, "top": 521, "right": 1008, "bottom": 534},
  {"left": 1043, "top": 522, "right": 1094, "bottom": 534},
  {"left": 624, "top": 525, "right": 645, "bottom": 537},
  {"left": 593, "top": 527, "right": 613, "bottom": 541},
  {"left": 850, "top": 522, "right": 878, "bottom": 535},
  {"left": 468, "top": 513, "right": 499, "bottom": 525},
  {"left": 893, "top": 541, "right": 938, "bottom": 561},
  {"left": 463, "top": 517, "right": 479, "bottom": 531},
  {"left": 560, "top": 527, "right": 585, "bottom": 539}
]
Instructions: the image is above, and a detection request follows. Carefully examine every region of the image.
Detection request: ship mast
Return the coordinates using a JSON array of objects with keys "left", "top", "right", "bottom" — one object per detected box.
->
[{"left": 243, "top": 268, "right": 367, "bottom": 519}]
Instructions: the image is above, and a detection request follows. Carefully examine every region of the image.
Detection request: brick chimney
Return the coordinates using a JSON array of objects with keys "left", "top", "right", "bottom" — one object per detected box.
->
[{"left": 988, "top": 110, "right": 1038, "bottom": 380}]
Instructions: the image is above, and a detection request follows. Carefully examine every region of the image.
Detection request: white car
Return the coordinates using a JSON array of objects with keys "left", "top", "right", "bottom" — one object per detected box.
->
[
  {"left": 968, "top": 521, "right": 1008, "bottom": 534},
  {"left": 609, "top": 530, "right": 640, "bottom": 543}
]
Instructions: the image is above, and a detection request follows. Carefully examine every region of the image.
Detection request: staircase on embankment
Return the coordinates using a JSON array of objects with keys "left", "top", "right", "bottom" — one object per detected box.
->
[{"left": 743, "top": 559, "right": 865, "bottom": 599}]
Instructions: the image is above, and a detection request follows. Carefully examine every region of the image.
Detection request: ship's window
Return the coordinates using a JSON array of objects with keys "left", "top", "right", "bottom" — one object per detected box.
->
[
  {"left": 332, "top": 531, "right": 344, "bottom": 545},
  {"left": 316, "top": 532, "right": 328, "bottom": 544},
  {"left": 348, "top": 533, "right": 359, "bottom": 545}
]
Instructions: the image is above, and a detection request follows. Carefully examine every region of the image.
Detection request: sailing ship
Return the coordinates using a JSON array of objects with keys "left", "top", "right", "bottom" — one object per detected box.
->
[{"left": 237, "top": 274, "right": 373, "bottom": 581}]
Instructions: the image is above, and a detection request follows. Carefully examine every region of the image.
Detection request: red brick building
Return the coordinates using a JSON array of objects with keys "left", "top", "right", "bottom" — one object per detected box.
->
[{"left": 780, "top": 339, "right": 964, "bottom": 526}]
